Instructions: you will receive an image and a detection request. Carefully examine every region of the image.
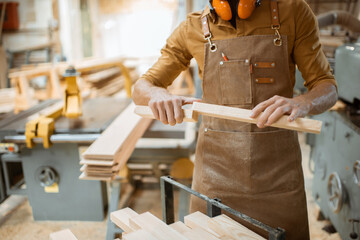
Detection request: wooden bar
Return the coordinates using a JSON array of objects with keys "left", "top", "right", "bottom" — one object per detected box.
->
[
  {"left": 134, "top": 102, "right": 322, "bottom": 134},
  {"left": 208, "top": 214, "right": 265, "bottom": 240},
  {"left": 50, "top": 229, "right": 78, "bottom": 240}
]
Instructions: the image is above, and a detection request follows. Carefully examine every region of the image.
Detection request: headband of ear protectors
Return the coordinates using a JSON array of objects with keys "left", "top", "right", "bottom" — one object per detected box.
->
[{"left": 211, "top": 0, "right": 261, "bottom": 20}]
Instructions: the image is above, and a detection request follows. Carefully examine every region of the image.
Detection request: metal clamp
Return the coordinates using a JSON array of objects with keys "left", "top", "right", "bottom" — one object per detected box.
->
[
  {"left": 273, "top": 29, "right": 282, "bottom": 47},
  {"left": 205, "top": 33, "right": 217, "bottom": 52},
  {"left": 160, "top": 176, "right": 285, "bottom": 240}
]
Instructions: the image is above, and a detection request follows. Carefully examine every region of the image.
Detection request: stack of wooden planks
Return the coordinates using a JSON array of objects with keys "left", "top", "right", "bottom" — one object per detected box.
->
[
  {"left": 110, "top": 208, "right": 265, "bottom": 240},
  {"left": 79, "top": 102, "right": 153, "bottom": 181},
  {"left": 0, "top": 88, "right": 15, "bottom": 113},
  {"left": 81, "top": 66, "right": 138, "bottom": 97}
]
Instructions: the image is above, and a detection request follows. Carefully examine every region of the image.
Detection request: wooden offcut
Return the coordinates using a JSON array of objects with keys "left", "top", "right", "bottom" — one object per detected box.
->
[
  {"left": 208, "top": 214, "right": 265, "bottom": 240},
  {"left": 50, "top": 229, "right": 78, "bottom": 240},
  {"left": 110, "top": 207, "right": 139, "bottom": 233},
  {"left": 184, "top": 211, "right": 221, "bottom": 238},
  {"left": 80, "top": 102, "right": 152, "bottom": 180},
  {"left": 129, "top": 212, "right": 187, "bottom": 240},
  {"left": 110, "top": 208, "right": 267, "bottom": 240}
]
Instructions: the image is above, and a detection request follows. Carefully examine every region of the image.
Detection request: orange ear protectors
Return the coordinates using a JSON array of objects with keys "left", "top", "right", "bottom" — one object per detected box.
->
[
  {"left": 212, "top": 0, "right": 232, "bottom": 21},
  {"left": 211, "top": 0, "right": 261, "bottom": 20}
]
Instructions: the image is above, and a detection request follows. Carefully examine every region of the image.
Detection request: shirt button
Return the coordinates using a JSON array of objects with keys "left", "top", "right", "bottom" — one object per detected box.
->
[{"left": 204, "top": 128, "right": 208, "bottom": 133}]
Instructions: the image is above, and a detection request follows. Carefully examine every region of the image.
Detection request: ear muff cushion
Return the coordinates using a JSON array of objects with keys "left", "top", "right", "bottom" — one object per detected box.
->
[
  {"left": 213, "top": 0, "right": 232, "bottom": 21},
  {"left": 238, "top": 0, "right": 256, "bottom": 19}
]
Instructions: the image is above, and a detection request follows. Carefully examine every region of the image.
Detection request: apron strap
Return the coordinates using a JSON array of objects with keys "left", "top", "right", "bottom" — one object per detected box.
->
[
  {"left": 201, "top": 16, "right": 217, "bottom": 52},
  {"left": 270, "top": 0, "right": 280, "bottom": 29}
]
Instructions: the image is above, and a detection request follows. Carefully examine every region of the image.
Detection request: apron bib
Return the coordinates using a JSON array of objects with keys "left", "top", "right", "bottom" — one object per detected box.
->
[{"left": 190, "top": 1, "right": 310, "bottom": 239}]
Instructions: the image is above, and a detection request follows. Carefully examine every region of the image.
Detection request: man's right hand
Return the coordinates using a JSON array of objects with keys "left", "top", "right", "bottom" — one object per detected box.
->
[{"left": 148, "top": 88, "right": 201, "bottom": 126}]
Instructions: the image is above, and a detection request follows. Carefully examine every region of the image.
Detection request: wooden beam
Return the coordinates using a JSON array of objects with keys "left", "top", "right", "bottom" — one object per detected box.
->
[
  {"left": 184, "top": 211, "right": 221, "bottom": 238},
  {"left": 129, "top": 212, "right": 187, "bottom": 240},
  {"left": 183, "top": 228, "right": 221, "bottom": 240},
  {"left": 169, "top": 221, "right": 191, "bottom": 235},
  {"left": 192, "top": 102, "right": 322, "bottom": 134},
  {"left": 134, "top": 102, "right": 322, "bottom": 134},
  {"left": 208, "top": 214, "right": 265, "bottom": 240},
  {"left": 50, "top": 229, "right": 78, "bottom": 240},
  {"left": 123, "top": 229, "right": 159, "bottom": 240},
  {"left": 110, "top": 207, "right": 139, "bottom": 233},
  {"left": 134, "top": 105, "right": 197, "bottom": 123}
]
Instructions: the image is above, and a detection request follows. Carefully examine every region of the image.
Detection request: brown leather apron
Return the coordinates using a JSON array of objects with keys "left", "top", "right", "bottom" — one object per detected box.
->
[{"left": 190, "top": 1, "right": 310, "bottom": 239}]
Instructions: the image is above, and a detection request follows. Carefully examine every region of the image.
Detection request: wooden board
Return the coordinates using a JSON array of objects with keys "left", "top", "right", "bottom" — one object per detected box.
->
[
  {"left": 123, "top": 229, "right": 159, "bottom": 240},
  {"left": 192, "top": 102, "right": 322, "bottom": 134},
  {"left": 184, "top": 211, "right": 221, "bottom": 238},
  {"left": 78, "top": 172, "right": 114, "bottom": 181},
  {"left": 208, "top": 214, "right": 265, "bottom": 240},
  {"left": 129, "top": 212, "right": 187, "bottom": 240},
  {"left": 110, "top": 207, "right": 139, "bottom": 233},
  {"left": 134, "top": 105, "right": 197, "bottom": 123},
  {"left": 134, "top": 102, "right": 322, "bottom": 134},
  {"left": 84, "top": 67, "right": 121, "bottom": 83},
  {"left": 183, "top": 227, "right": 221, "bottom": 240},
  {"left": 83, "top": 102, "right": 152, "bottom": 160},
  {"left": 169, "top": 221, "right": 191, "bottom": 235},
  {"left": 50, "top": 229, "right": 78, "bottom": 240}
]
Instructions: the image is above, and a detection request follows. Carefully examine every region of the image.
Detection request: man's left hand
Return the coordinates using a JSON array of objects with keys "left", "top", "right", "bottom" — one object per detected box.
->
[{"left": 250, "top": 95, "right": 312, "bottom": 128}]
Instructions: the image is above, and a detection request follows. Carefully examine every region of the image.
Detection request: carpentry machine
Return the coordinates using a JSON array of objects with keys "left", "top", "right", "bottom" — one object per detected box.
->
[
  {"left": 308, "top": 40, "right": 360, "bottom": 239},
  {"left": 0, "top": 65, "right": 135, "bottom": 220}
]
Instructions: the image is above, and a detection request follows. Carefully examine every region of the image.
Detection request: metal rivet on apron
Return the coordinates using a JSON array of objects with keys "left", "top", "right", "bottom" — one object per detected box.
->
[
  {"left": 273, "top": 9, "right": 276, "bottom": 12},
  {"left": 255, "top": 79, "right": 259, "bottom": 82},
  {"left": 254, "top": 63, "right": 258, "bottom": 67},
  {"left": 274, "top": 16, "right": 277, "bottom": 19},
  {"left": 204, "top": 128, "right": 208, "bottom": 133},
  {"left": 271, "top": 63, "right": 275, "bottom": 67},
  {"left": 220, "top": 61, "right": 224, "bottom": 65},
  {"left": 270, "top": 78, "right": 274, "bottom": 82}
]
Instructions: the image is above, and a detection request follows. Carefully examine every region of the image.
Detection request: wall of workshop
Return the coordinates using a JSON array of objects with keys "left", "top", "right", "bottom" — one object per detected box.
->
[{"left": 2, "top": 0, "right": 54, "bottom": 65}]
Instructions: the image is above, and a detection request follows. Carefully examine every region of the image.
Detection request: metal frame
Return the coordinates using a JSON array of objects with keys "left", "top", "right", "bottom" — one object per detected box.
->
[{"left": 160, "top": 176, "right": 286, "bottom": 240}]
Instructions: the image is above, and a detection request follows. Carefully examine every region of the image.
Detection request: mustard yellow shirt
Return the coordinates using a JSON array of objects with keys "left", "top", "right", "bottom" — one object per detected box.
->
[{"left": 142, "top": 0, "right": 337, "bottom": 91}]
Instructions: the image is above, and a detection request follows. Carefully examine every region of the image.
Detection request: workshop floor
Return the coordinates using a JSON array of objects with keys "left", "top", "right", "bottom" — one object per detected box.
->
[{"left": 0, "top": 134, "right": 341, "bottom": 240}]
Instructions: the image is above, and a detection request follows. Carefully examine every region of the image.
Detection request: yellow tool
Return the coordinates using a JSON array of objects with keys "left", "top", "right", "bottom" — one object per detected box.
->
[
  {"left": 63, "top": 66, "right": 82, "bottom": 118},
  {"left": 25, "top": 102, "right": 63, "bottom": 149}
]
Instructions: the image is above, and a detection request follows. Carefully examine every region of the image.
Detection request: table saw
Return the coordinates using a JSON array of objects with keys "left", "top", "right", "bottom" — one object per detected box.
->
[{"left": 0, "top": 97, "right": 131, "bottom": 221}]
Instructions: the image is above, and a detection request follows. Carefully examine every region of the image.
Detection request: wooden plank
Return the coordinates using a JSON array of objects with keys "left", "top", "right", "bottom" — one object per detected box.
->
[
  {"left": 110, "top": 207, "right": 139, "bottom": 233},
  {"left": 78, "top": 172, "right": 114, "bottom": 181},
  {"left": 50, "top": 229, "right": 78, "bottom": 240},
  {"left": 169, "top": 221, "right": 191, "bottom": 235},
  {"left": 184, "top": 211, "right": 221, "bottom": 238},
  {"left": 208, "top": 214, "right": 265, "bottom": 240},
  {"left": 134, "top": 103, "right": 322, "bottom": 134},
  {"left": 123, "top": 229, "right": 159, "bottom": 240},
  {"left": 84, "top": 67, "right": 121, "bottom": 84},
  {"left": 192, "top": 102, "right": 322, "bottom": 134},
  {"left": 183, "top": 227, "right": 221, "bottom": 240},
  {"left": 83, "top": 102, "right": 152, "bottom": 160},
  {"left": 134, "top": 105, "right": 197, "bottom": 123},
  {"left": 79, "top": 158, "right": 115, "bottom": 166},
  {"left": 129, "top": 212, "right": 187, "bottom": 240}
]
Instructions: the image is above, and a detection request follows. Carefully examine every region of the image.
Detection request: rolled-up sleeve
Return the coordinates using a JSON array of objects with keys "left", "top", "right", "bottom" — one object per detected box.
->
[
  {"left": 141, "top": 21, "right": 193, "bottom": 88},
  {"left": 293, "top": 0, "right": 337, "bottom": 91}
]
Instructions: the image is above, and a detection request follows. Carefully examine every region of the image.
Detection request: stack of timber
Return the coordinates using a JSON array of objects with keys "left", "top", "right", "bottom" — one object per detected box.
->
[
  {"left": 110, "top": 208, "right": 265, "bottom": 240},
  {"left": 0, "top": 88, "right": 15, "bottom": 113},
  {"left": 79, "top": 102, "right": 153, "bottom": 181},
  {"left": 81, "top": 66, "right": 138, "bottom": 97},
  {"left": 8, "top": 57, "right": 138, "bottom": 113}
]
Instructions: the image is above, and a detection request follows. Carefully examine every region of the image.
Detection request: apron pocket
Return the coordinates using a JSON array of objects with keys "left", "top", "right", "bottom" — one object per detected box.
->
[
  {"left": 201, "top": 128, "right": 252, "bottom": 194},
  {"left": 249, "top": 130, "right": 302, "bottom": 194},
  {"left": 219, "top": 59, "right": 252, "bottom": 105}
]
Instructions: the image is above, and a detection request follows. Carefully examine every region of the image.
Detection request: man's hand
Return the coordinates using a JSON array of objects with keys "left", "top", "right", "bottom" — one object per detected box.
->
[
  {"left": 148, "top": 88, "right": 201, "bottom": 126},
  {"left": 250, "top": 95, "right": 312, "bottom": 128}
]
